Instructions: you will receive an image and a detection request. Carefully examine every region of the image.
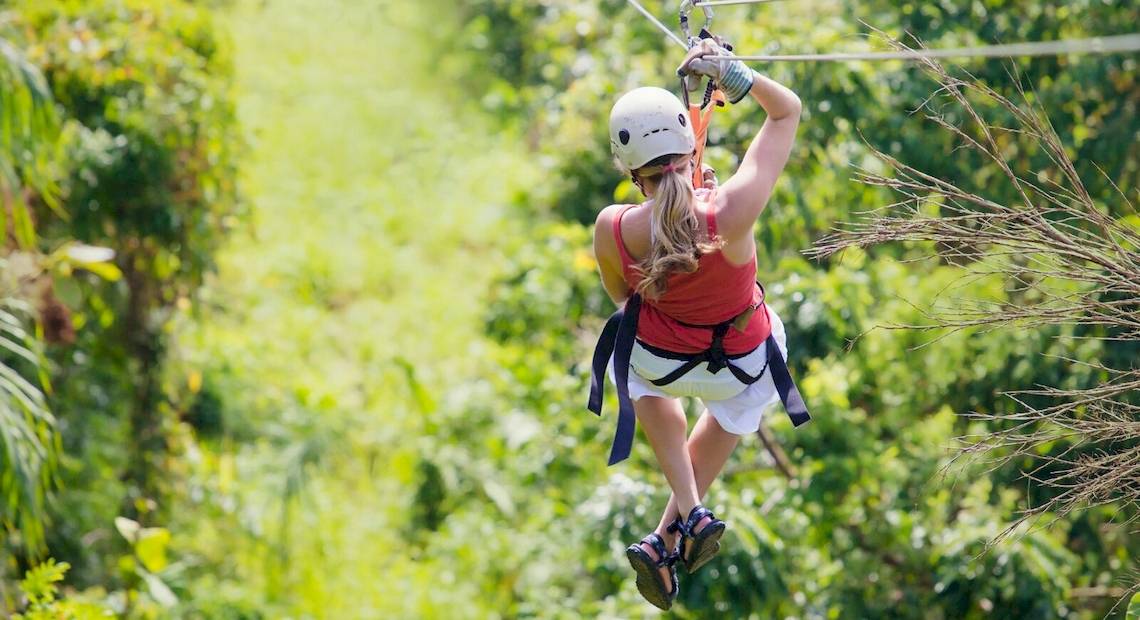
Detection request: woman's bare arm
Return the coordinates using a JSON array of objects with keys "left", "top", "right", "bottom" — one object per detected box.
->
[{"left": 716, "top": 73, "right": 801, "bottom": 242}]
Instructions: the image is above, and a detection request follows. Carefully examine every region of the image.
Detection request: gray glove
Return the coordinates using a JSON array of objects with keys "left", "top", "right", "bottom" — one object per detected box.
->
[{"left": 678, "top": 39, "right": 755, "bottom": 104}]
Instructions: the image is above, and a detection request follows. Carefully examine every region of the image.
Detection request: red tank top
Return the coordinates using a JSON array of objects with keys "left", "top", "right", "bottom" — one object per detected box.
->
[{"left": 613, "top": 201, "right": 771, "bottom": 355}]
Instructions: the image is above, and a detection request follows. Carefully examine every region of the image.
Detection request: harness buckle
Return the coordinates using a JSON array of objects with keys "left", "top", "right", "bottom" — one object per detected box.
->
[{"left": 706, "top": 323, "right": 732, "bottom": 373}]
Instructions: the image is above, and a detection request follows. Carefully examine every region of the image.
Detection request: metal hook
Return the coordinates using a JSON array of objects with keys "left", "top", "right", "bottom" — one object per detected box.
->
[{"left": 679, "top": 0, "right": 713, "bottom": 47}]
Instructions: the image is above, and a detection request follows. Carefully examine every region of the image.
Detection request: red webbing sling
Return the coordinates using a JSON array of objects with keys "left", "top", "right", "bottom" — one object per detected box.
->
[{"left": 688, "top": 89, "right": 726, "bottom": 189}]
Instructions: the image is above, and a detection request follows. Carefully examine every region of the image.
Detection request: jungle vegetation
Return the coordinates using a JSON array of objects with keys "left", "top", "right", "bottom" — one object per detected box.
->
[{"left": 0, "top": 0, "right": 1137, "bottom": 617}]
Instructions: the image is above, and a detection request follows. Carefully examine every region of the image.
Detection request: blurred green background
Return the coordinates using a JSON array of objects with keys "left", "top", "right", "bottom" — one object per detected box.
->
[{"left": 0, "top": 0, "right": 1137, "bottom": 617}]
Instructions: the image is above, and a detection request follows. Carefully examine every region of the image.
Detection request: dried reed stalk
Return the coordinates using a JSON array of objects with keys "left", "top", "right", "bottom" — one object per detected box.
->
[{"left": 807, "top": 32, "right": 1139, "bottom": 599}]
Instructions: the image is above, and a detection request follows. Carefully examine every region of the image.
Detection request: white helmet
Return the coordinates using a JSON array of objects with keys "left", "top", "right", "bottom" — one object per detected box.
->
[{"left": 609, "top": 87, "right": 695, "bottom": 171}]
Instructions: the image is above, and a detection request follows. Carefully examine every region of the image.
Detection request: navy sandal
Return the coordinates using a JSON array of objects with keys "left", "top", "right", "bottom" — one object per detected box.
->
[
  {"left": 669, "top": 505, "right": 726, "bottom": 574},
  {"left": 625, "top": 533, "right": 678, "bottom": 610}
]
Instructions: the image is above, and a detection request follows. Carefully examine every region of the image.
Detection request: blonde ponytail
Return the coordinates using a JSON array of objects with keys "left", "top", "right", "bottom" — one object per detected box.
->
[{"left": 629, "top": 154, "right": 721, "bottom": 298}]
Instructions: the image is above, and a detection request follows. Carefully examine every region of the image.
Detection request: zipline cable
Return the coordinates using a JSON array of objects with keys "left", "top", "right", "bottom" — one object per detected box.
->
[
  {"left": 624, "top": 0, "right": 1140, "bottom": 62},
  {"left": 626, "top": 0, "right": 688, "bottom": 49},
  {"left": 724, "top": 33, "right": 1140, "bottom": 62},
  {"left": 693, "top": 0, "right": 785, "bottom": 6}
]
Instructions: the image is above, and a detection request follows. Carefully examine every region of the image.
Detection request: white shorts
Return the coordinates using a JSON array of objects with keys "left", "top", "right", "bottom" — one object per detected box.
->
[{"left": 607, "top": 307, "right": 789, "bottom": 435}]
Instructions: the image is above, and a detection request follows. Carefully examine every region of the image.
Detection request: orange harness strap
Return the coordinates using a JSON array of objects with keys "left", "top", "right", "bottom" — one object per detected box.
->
[{"left": 688, "top": 89, "right": 726, "bottom": 189}]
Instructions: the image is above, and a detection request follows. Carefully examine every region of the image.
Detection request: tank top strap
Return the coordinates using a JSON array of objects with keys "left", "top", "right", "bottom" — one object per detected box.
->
[
  {"left": 700, "top": 188, "right": 719, "bottom": 238},
  {"left": 612, "top": 204, "right": 638, "bottom": 268}
]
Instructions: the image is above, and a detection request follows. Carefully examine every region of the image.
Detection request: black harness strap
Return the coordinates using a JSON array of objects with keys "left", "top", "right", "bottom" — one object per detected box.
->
[
  {"left": 588, "top": 294, "right": 811, "bottom": 466},
  {"left": 766, "top": 333, "right": 811, "bottom": 427},
  {"left": 645, "top": 320, "right": 771, "bottom": 387},
  {"left": 587, "top": 294, "right": 642, "bottom": 466}
]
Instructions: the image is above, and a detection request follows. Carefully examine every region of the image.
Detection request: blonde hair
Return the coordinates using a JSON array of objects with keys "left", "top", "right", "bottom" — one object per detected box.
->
[{"left": 623, "top": 153, "right": 722, "bottom": 299}]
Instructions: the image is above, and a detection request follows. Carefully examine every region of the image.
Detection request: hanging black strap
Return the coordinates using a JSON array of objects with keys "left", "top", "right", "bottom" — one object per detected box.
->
[
  {"left": 587, "top": 294, "right": 642, "bottom": 465},
  {"left": 764, "top": 332, "right": 811, "bottom": 427}
]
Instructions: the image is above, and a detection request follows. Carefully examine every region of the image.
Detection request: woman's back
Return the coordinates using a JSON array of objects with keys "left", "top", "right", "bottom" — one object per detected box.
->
[{"left": 611, "top": 198, "right": 769, "bottom": 355}]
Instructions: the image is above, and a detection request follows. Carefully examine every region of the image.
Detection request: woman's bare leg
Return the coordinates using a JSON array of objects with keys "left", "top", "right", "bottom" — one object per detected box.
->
[
  {"left": 633, "top": 396, "right": 701, "bottom": 517},
  {"left": 653, "top": 410, "right": 740, "bottom": 551},
  {"left": 631, "top": 395, "right": 701, "bottom": 587}
]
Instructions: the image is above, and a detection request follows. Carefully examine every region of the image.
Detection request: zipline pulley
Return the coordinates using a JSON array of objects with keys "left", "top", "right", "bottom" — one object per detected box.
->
[{"left": 678, "top": 0, "right": 724, "bottom": 110}]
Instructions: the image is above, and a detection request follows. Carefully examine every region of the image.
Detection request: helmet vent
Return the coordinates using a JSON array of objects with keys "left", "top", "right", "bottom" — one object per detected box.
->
[
  {"left": 678, "top": 113, "right": 687, "bottom": 127},
  {"left": 618, "top": 129, "right": 630, "bottom": 145}
]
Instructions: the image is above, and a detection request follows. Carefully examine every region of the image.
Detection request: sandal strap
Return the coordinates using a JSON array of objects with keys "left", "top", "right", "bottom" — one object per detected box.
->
[
  {"left": 666, "top": 516, "right": 685, "bottom": 536},
  {"left": 684, "top": 505, "right": 718, "bottom": 533},
  {"left": 640, "top": 533, "right": 669, "bottom": 561}
]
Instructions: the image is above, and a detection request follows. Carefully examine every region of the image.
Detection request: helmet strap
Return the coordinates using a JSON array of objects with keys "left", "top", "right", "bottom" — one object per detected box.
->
[{"left": 632, "top": 175, "right": 646, "bottom": 197}]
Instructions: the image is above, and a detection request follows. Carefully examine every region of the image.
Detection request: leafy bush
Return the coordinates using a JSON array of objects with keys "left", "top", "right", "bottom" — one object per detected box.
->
[
  {"left": 1, "top": 0, "right": 1134, "bottom": 616},
  {"left": 11, "top": 560, "right": 110, "bottom": 619},
  {"left": 0, "top": 0, "right": 240, "bottom": 595}
]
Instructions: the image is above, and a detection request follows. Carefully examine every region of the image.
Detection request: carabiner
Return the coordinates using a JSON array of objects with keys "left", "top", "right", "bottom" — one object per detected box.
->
[{"left": 679, "top": 0, "right": 713, "bottom": 48}]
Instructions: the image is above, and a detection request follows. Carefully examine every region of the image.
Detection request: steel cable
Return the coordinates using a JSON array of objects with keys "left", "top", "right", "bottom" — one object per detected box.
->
[
  {"left": 693, "top": 0, "right": 786, "bottom": 6},
  {"left": 624, "top": 0, "right": 1140, "bottom": 63},
  {"left": 726, "top": 34, "right": 1140, "bottom": 62}
]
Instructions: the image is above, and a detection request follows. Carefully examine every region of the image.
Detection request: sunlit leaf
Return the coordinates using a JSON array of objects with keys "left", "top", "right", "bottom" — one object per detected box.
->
[
  {"left": 135, "top": 527, "right": 171, "bottom": 573},
  {"left": 140, "top": 569, "right": 178, "bottom": 607},
  {"left": 114, "top": 516, "right": 141, "bottom": 544},
  {"left": 77, "top": 260, "right": 122, "bottom": 282}
]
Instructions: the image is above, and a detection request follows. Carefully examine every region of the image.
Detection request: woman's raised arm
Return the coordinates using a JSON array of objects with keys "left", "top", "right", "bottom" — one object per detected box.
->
[
  {"left": 679, "top": 42, "right": 801, "bottom": 242},
  {"left": 716, "top": 73, "right": 801, "bottom": 241}
]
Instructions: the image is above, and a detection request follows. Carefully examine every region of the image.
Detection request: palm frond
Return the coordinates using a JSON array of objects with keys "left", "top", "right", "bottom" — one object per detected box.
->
[
  {"left": 0, "top": 34, "right": 62, "bottom": 237},
  {"left": 0, "top": 35, "right": 60, "bottom": 553},
  {"left": 0, "top": 299, "right": 56, "bottom": 555}
]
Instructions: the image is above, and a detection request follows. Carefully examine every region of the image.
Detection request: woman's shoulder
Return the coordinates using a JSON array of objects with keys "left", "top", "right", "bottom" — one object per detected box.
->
[
  {"left": 594, "top": 203, "right": 621, "bottom": 229},
  {"left": 594, "top": 204, "right": 632, "bottom": 262},
  {"left": 596, "top": 203, "right": 650, "bottom": 264},
  {"left": 595, "top": 203, "right": 644, "bottom": 236},
  {"left": 593, "top": 204, "right": 623, "bottom": 244}
]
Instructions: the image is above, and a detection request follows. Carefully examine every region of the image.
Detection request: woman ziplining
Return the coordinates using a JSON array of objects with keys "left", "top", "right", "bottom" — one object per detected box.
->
[
  {"left": 583, "top": 0, "right": 1140, "bottom": 612},
  {"left": 587, "top": 38, "right": 810, "bottom": 610}
]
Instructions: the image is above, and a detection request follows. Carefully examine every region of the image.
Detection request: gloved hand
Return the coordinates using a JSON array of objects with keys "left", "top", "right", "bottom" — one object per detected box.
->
[{"left": 677, "top": 38, "right": 754, "bottom": 104}]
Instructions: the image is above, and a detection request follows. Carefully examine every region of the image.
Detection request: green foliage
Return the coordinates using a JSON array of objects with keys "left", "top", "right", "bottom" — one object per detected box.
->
[
  {"left": 0, "top": 33, "right": 61, "bottom": 239},
  {"left": 0, "top": 284, "right": 56, "bottom": 556},
  {"left": 12, "top": 560, "right": 110, "bottom": 619},
  {"left": 456, "top": 0, "right": 1139, "bottom": 245},
  {"left": 0, "top": 0, "right": 1135, "bottom": 617},
  {"left": 485, "top": 222, "right": 611, "bottom": 357},
  {"left": 0, "top": 39, "right": 62, "bottom": 560},
  {"left": 114, "top": 517, "right": 178, "bottom": 609},
  {"left": 17, "top": 559, "right": 68, "bottom": 609},
  {"left": 0, "top": 0, "right": 241, "bottom": 604}
]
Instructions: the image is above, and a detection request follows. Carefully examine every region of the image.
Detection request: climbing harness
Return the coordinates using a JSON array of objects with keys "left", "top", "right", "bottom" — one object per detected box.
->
[
  {"left": 588, "top": 289, "right": 811, "bottom": 465},
  {"left": 588, "top": 2, "right": 811, "bottom": 466}
]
